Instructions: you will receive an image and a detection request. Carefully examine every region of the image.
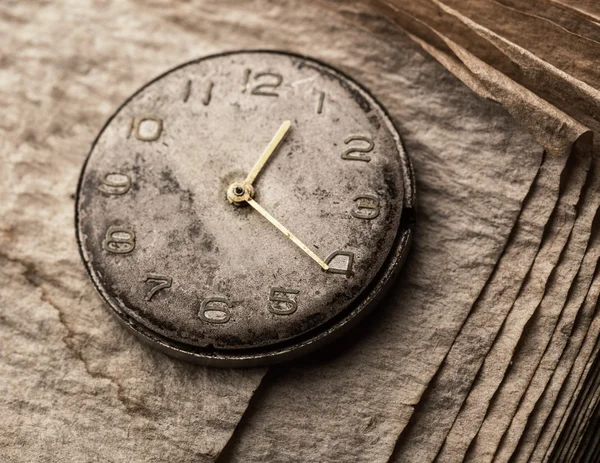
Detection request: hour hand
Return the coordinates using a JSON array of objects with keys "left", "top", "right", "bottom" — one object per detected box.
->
[
  {"left": 246, "top": 198, "right": 329, "bottom": 271},
  {"left": 244, "top": 120, "right": 291, "bottom": 186}
]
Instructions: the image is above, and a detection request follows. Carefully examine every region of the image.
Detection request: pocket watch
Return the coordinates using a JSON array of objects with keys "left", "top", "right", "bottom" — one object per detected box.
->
[{"left": 75, "top": 50, "right": 415, "bottom": 367}]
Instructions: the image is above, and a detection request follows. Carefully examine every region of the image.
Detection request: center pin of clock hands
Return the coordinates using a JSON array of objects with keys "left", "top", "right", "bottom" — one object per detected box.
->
[{"left": 226, "top": 120, "right": 329, "bottom": 271}]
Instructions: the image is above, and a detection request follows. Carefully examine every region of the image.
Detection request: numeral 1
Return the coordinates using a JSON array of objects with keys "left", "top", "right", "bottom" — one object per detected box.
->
[
  {"left": 183, "top": 80, "right": 192, "bottom": 102},
  {"left": 241, "top": 69, "right": 251, "bottom": 93},
  {"left": 316, "top": 91, "right": 325, "bottom": 114}
]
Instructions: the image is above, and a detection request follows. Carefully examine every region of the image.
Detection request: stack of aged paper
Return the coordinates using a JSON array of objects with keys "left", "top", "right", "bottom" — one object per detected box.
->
[
  {"left": 0, "top": 0, "right": 598, "bottom": 461},
  {"left": 314, "top": 1, "right": 600, "bottom": 462}
]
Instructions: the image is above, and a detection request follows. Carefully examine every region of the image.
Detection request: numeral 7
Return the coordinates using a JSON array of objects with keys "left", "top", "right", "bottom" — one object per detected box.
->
[{"left": 144, "top": 274, "right": 172, "bottom": 301}]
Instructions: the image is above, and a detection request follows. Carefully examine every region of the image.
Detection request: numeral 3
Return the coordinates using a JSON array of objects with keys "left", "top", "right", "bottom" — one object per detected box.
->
[{"left": 351, "top": 194, "right": 380, "bottom": 220}]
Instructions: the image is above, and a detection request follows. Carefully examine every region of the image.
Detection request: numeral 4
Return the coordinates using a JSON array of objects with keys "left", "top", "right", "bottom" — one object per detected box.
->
[{"left": 325, "top": 251, "right": 355, "bottom": 277}]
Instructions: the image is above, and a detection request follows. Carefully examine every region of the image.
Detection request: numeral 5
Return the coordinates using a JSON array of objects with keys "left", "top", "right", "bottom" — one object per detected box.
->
[{"left": 268, "top": 288, "right": 300, "bottom": 315}]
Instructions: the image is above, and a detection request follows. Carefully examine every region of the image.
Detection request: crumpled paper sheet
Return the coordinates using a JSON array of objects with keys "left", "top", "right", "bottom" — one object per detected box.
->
[
  {"left": 0, "top": 0, "right": 545, "bottom": 462},
  {"left": 434, "top": 147, "right": 589, "bottom": 463},
  {"left": 560, "top": 354, "right": 600, "bottom": 461},
  {"left": 552, "top": 339, "right": 600, "bottom": 461},
  {"left": 534, "top": 320, "right": 600, "bottom": 461},
  {"left": 388, "top": 148, "right": 563, "bottom": 461},
  {"left": 390, "top": 145, "right": 591, "bottom": 463},
  {"left": 485, "top": 126, "right": 600, "bottom": 462},
  {"left": 214, "top": 3, "right": 543, "bottom": 462},
  {"left": 460, "top": 153, "right": 600, "bottom": 463},
  {"left": 0, "top": 2, "right": 269, "bottom": 462},
  {"left": 551, "top": 0, "right": 600, "bottom": 23}
]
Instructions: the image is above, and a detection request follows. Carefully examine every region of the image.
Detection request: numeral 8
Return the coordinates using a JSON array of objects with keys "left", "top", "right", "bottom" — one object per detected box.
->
[{"left": 102, "top": 226, "right": 135, "bottom": 254}]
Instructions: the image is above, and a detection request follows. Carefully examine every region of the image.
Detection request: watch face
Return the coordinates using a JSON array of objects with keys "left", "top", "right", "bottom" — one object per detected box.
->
[{"left": 76, "top": 50, "right": 415, "bottom": 366}]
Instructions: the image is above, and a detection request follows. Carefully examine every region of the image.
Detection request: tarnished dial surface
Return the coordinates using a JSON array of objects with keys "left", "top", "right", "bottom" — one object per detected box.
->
[{"left": 76, "top": 50, "right": 415, "bottom": 366}]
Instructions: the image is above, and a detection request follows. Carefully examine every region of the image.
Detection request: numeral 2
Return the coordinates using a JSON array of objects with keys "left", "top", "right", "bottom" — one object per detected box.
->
[
  {"left": 341, "top": 135, "right": 373, "bottom": 162},
  {"left": 268, "top": 288, "right": 300, "bottom": 315}
]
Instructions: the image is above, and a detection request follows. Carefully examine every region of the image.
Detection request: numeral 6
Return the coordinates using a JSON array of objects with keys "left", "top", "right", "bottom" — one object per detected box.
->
[{"left": 199, "top": 297, "right": 232, "bottom": 324}]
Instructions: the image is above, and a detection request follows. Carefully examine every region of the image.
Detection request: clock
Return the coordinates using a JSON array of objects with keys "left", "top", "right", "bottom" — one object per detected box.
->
[{"left": 75, "top": 50, "right": 415, "bottom": 367}]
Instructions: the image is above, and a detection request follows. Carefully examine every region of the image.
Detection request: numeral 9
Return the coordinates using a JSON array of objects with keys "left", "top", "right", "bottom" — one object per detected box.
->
[{"left": 98, "top": 173, "right": 131, "bottom": 195}]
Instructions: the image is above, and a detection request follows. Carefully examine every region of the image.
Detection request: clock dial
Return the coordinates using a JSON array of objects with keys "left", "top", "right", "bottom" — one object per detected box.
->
[{"left": 76, "top": 51, "right": 415, "bottom": 366}]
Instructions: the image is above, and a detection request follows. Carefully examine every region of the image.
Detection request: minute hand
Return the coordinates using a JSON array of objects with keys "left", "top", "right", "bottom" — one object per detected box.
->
[{"left": 246, "top": 198, "right": 329, "bottom": 271}]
